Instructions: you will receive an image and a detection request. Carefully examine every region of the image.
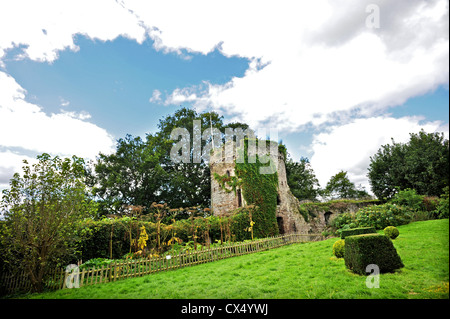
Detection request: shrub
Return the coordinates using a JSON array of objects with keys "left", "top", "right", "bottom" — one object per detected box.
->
[
  {"left": 384, "top": 226, "right": 399, "bottom": 239},
  {"left": 390, "top": 188, "right": 424, "bottom": 212},
  {"left": 354, "top": 203, "right": 411, "bottom": 229},
  {"left": 330, "top": 212, "right": 356, "bottom": 231},
  {"left": 422, "top": 196, "right": 440, "bottom": 212},
  {"left": 340, "top": 227, "right": 376, "bottom": 239},
  {"left": 332, "top": 239, "right": 345, "bottom": 258},
  {"left": 437, "top": 187, "right": 449, "bottom": 219},
  {"left": 344, "top": 234, "right": 404, "bottom": 275},
  {"left": 79, "top": 258, "right": 115, "bottom": 270}
]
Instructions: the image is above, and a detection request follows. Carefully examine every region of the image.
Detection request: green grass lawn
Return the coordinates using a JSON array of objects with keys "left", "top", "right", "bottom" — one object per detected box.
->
[{"left": 20, "top": 219, "right": 449, "bottom": 299}]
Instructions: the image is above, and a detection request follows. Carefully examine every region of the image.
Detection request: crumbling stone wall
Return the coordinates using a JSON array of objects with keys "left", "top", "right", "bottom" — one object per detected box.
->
[{"left": 210, "top": 140, "right": 308, "bottom": 234}]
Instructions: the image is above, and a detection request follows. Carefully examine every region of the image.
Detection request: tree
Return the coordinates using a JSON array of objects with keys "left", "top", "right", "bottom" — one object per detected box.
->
[
  {"left": 155, "top": 107, "right": 252, "bottom": 208},
  {"left": 90, "top": 134, "right": 168, "bottom": 216},
  {"left": 155, "top": 107, "right": 224, "bottom": 208},
  {"left": 0, "top": 154, "right": 97, "bottom": 292},
  {"left": 322, "top": 170, "right": 369, "bottom": 200},
  {"left": 368, "top": 130, "right": 449, "bottom": 199},
  {"left": 285, "top": 157, "right": 321, "bottom": 201}
]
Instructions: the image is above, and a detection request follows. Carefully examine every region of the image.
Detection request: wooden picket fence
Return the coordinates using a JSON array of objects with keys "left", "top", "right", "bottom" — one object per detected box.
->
[{"left": 0, "top": 233, "right": 323, "bottom": 295}]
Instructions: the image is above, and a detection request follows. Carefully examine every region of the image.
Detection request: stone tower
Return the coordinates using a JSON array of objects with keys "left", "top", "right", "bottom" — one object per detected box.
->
[{"left": 210, "top": 139, "right": 310, "bottom": 234}]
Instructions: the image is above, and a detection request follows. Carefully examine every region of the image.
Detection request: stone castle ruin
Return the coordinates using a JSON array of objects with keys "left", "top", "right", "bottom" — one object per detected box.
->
[{"left": 210, "top": 139, "right": 311, "bottom": 234}]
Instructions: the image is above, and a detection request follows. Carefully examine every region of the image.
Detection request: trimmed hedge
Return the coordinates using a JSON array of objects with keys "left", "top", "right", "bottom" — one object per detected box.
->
[
  {"left": 344, "top": 233, "right": 404, "bottom": 275},
  {"left": 340, "top": 227, "right": 376, "bottom": 239}
]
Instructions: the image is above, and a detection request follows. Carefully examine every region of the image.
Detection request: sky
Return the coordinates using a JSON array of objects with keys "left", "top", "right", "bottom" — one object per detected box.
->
[{"left": 0, "top": 0, "right": 448, "bottom": 195}]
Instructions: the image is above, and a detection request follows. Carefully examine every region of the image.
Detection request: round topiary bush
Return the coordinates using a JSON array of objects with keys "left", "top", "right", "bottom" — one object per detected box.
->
[
  {"left": 332, "top": 239, "right": 345, "bottom": 258},
  {"left": 384, "top": 226, "right": 400, "bottom": 239}
]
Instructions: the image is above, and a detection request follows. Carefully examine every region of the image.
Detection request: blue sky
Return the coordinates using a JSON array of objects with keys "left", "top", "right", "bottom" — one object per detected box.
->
[
  {"left": 2, "top": 35, "right": 250, "bottom": 139},
  {"left": 389, "top": 86, "right": 449, "bottom": 123},
  {"left": 0, "top": 0, "right": 448, "bottom": 194}
]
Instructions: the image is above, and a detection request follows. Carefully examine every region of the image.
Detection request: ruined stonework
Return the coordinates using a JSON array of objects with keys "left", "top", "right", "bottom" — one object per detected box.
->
[
  {"left": 299, "top": 200, "right": 378, "bottom": 234},
  {"left": 210, "top": 140, "right": 311, "bottom": 234}
]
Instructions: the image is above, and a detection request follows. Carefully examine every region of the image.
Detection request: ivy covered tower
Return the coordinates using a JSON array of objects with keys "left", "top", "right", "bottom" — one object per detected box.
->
[{"left": 210, "top": 139, "right": 310, "bottom": 234}]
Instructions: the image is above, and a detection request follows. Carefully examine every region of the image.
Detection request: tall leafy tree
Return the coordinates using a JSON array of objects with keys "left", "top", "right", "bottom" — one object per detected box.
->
[
  {"left": 90, "top": 134, "right": 168, "bottom": 215},
  {"left": 156, "top": 107, "right": 225, "bottom": 208},
  {"left": 285, "top": 157, "right": 321, "bottom": 201},
  {"left": 322, "top": 170, "right": 369, "bottom": 200},
  {"left": 368, "top": 130, "right": 449, "bottom": 199},
  {"left": 0, "top": 154, "right": 97, "bottom": 292}
]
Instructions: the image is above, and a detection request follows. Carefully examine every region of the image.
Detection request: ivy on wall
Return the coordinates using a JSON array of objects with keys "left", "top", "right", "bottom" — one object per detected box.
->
[
  {"left": 213, "top": 172, "right": 242, "bottom": 193},
  {"left": 214, "top": 138, "right": 279, "bottom": 238}
]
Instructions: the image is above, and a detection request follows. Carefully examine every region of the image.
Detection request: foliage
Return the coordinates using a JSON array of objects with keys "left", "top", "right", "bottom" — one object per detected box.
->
[
  {"left": 344, "top": 234, "right": 404, "bottom": 275},
  {"left": 302, "top": 199, "right": 380, "bottom": 212},
  {"left": 330, "top": 212, "right": 357, "bottom": 232},
  {"left": 390, "top": 188, "right": 424, "bottom": 212},
  {"left": 79, "top": 258, "right": 115, "bottom": 270},
  {"left": 354, "top": 203, "right": 411, "bottom": 230},
  {"left": 384, "top": 226, "right": 400, "bottom": 239},
  {"left": 285, "top": 157, "right": 321, "bottom": 201},
  {"left": 340, "top": 227, "right": 376, "bottom": 239},
  {"left": 297, "top": 205, "right": 312, "bottom": 222},
  {"left": 156, "top": 108, "right": 253, "bottom": 208},
  {"left": 389, "top": 189, "right": 443, "bottom": 221},
  {"left": 368, "top": 130, "right": 449, "bottom": 199},
  {"left": 322, "top": 171, "right": 370, "bottom": 200},
  {"left": 332, "top": 239, "right": 345, "bottom": 258},
  {"left": 234, "top": 138, "right": 279, "bottom": 238},
  {"left": 74, "top": 211, "right": 262, "bottom": 260},
  {"left": 330, "top": 202, "right": 411, "bottom": 232},
  {"left": 89, "top": 134, "right": 168, "bottom": 216},
  {"left": 156, "top": 108, "right": 223, "bottom": 208},
  {"left": 436, "top": 186, "right": 449, "bottom": 219},
  {"left": 0, "top": 154, "right": 97, "bottom": 292},
  {"left": 137, "top": 226, "right": 149, "bottom": 252},
  {"left": 228, "top": 208, "right": 257, "bottom": 242},
  {"left": 213, "top": 172, "right": 242, "bottom": 194},
  {"left": 422, "top": 196, "right": 440, "bottom": 213}
]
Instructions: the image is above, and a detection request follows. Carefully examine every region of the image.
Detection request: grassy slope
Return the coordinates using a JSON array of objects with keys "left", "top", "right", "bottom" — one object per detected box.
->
[{"left": 24, "top": 219, "right": 449, "bottom": 299}]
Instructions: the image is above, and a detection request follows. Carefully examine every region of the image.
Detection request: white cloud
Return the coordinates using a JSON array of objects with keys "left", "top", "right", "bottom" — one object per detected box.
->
[
  {"left": 123, "top": 0, "right": 448, "bottom": 132},
  {"left": 0, "top": 71, "right": 115, "bottom": 161},
  {"left": 0, "top": 0, "right": 145, "bottom": 190},
  {"left": 149, "top": 89, "right": 162, "bottom": 103},
  {"left": 309, "top": 116, "right": 445, "bottom": 193},
  {"left": 60, "top": 98, "right": 70, "bottom": 107},
  {"left": 0, "top": 150, "right": 37, "bottom": 190},
  {"left": 0, "top": 0, "right": 146, "bottom": 63}
]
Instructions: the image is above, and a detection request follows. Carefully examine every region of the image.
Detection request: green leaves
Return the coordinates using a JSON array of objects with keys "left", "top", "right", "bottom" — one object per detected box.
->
[
  {"left": 285, "top": 157, "right": 321, "bottom": 201},
  {"left": 91, "top": 134, "right": 168, "bottom": 216},
  {"left": 368, "top": 130, "right": 449, "bottom": 199},
  {"left": 234, "top": 138, "right": 279, "bottom": 238},
  {"left": 0, "top": 154, "right": 97, "bottom": 292},
  {"left": 322, "top": 171, "right": 369, "bottom": 200}
]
